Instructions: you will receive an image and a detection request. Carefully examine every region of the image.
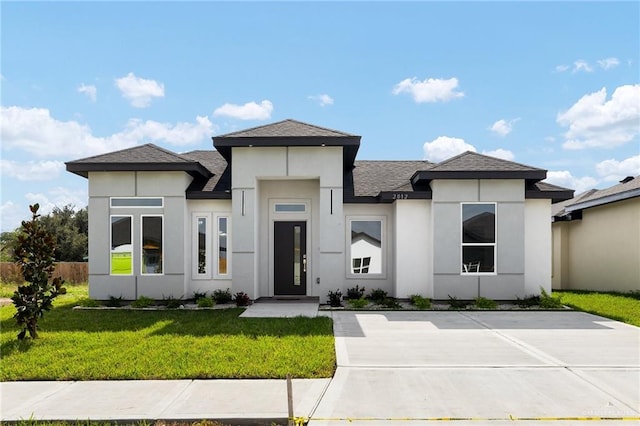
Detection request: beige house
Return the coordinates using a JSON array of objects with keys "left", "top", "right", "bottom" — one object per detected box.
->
[{"left": 552, "top": 176, "right": 640, "bottom": 293}]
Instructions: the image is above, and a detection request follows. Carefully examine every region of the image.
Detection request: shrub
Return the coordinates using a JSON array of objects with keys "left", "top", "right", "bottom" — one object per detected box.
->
[
  {"left": 192, "top": 290, "right": 208, "bottom": 301},
  {"left": 213, "top": 288, "right": 234, "bottom": 304},
  {"left": 197, "top": 296, "right": 215, "bottom": 308},
  {"left": 105, "top": 295, "right": 124, "bottom": 307},
  {"left": 474, "top": 296, "right": 498, "bottom": 309},
  {"left": 346, "top": 285, "right": 366, "bottom": 300},
  {"left": 539, "top": 288, "right": 563, "bottom": 309},
  {"left": 327, "top": 289, "right": 343, "bottom": 307},
  {"left": 410, "top": 295, "right": 431, "bottom": 310},
  {"left": 448, "top": 295, "right": 469, "bottom": 310},
  {"left": 348, "top": 298, "right": 368, "bottom": 309},
  {"left": 516, "top": 294, "right": 540, "bottom": 308},
  {"left": 131, "top": 295, "right": 155, "bottom": 308},
  {"left": 381, "top": 297, "right": 402, "bottom": 309},
  {"left": 77, "top": 297, "right": 100, "bottom": 307},
  {"left": 369, "top": 288, "right": 388, "bottom": 304},
  {"left": 162, "top": 295, "right": 182, "bottom": 309},
  {"left": 233, "top": 291, "right": 251, "bottom": 307},
  {"left": 11, "top": 204, "right": 66, "bottom": 340}
]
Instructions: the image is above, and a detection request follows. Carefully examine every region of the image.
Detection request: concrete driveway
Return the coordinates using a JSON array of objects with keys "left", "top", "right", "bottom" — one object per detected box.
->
[{"left": 310, "top": 311, "right": 640, "bottom": 425}]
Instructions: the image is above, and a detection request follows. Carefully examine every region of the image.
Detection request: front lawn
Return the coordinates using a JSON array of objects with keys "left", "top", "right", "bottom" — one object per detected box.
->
[
  {"left": 0, "top": 285, "right": 335, "bottom": 381},
  {"left": 556, "top": 290, "right": 640, "bottom": 327}
]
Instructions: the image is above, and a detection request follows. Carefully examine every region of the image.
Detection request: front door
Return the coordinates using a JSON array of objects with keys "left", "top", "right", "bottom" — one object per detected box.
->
[{"left": 274, "top": 221, "right": 307, "bottom": 295}]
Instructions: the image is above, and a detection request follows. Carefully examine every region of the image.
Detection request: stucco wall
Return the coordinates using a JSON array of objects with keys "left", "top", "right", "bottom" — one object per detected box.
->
[
  {"left": 524, "top": 199, "right": 552, "bottom": 295},
  {"left": 431, "top": 179, "right": 526, "bottom": 300},
  {"left": 394, "top": 200, "right": 432, "bottom": 298},
  {"left": 343, "top": 203, "right": 395, "bottom": 295},
  {"left": 552, "top": 197, "right": 640, "bottom": 292},
  {"left": 230, "top": 146, "right": 343, "bottom": 298},
  {"left": 86, "top": 171, "right": 191, "bottom": 300}
]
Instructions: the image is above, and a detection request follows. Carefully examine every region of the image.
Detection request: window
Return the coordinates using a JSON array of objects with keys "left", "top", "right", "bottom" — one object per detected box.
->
[
  {"left": 349, "top": 219, "right": 383, "bottom": 275},
  {"left": 217, "top": 217, "right": 228, "bottom": 275},
  {"left": 197, "top": 217, "right": 208, "bottom": 275},
  {"left": 110, "top": 216, "right": 132, "bottom": 275},
  {"left": 193, "top": 214, "right": 230, "bottom": 279},
  {"left": 461, "top": 203, "right": 496, "bottom": 274},
  {"left": 274, "top": 204, "right": 306, "bottom": 213},
  {"left": 141, "top": 216, "right": 163, "bottom": 274},
  {"left": 111, "top": 198, "right": 163, "bottom": 208}
]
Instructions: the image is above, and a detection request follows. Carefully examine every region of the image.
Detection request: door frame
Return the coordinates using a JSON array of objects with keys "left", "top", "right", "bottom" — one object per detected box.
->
[{"left": 268, "top": 199, "right": 311, "bottom": 297}]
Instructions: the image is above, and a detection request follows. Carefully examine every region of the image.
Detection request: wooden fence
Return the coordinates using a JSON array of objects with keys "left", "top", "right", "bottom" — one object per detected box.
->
[{"left": 0, "top": 262, "right": 88, "bottom": 284}]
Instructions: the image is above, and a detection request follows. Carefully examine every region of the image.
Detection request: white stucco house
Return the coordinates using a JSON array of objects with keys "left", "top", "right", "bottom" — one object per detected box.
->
[{"left": 66, "top": 119, "right": 573, "bottom": 301}]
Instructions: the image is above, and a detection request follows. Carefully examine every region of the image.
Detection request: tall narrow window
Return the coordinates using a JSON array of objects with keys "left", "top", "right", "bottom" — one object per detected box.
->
[
  {"left": 142, "top": 216, "right": 163, "bottom": 274},
  {"left": 197, "top": 217, "right": 207, "bottom": 274},
  {"left": 218, "top": 217, "right": 228, "bottom": 275},
  {"left": 111, "top": 216, "right": 132, "bottom": 275},
  {"left": 461, "top": 203, "right": 496, "bottom": 274},
  {"left": 350, "top": 220, "right": 382, "bottom": 275}
]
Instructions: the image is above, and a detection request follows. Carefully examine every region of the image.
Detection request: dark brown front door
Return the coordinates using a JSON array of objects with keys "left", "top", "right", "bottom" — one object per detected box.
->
[{"left": 274, "top": 221, "right": 307, "bottom": 295}]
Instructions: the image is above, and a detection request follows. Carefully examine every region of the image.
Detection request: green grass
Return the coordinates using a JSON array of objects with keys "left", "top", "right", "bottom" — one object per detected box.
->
[
  {"left": 556, "top": 290, "right": 640, "bottom": 327},
  {"left": 0, "top": 284, "right": 335, "bottom": 381}
]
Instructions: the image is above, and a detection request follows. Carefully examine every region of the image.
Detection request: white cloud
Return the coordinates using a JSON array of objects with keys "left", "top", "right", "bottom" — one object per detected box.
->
[
  {"left": 115, "top": 72, "right": 165, "bottom": 108},
  {"left": 555, "top": 64, "right": 570, "bottom": 73},
  {"left": 595, "top": 155, "right": 640, "bottom": 182},
  {"left": 597, "top": 57, "right": 620, "bottom": 70},
  {"left": 1, "top": 160, "right": 65, "bottom": 181},
  {"left": 0, "top": 106, "right": 215, "bottom": 159},
  {"left": 572, "top": 60, "right": 593, "bottom": 73},
  {"left": 392, "top": 77, "right": 464, "bottom": 103},
  {"left": 558, "top": 85, "right": 640, "bottom": 149},
  {"left": 482, "top": 148, "right": 514, "bottom": 161},
  {"left": 77, "top": 83, "right": 97, "bottom": 102},
  {"left": 308, "top": 94, "right": 334, "bottom": 107},
  {"left": 488, "top": 118, "right": 520, "bottom": 137},
  {"left": 546, "top": 171, "right": 598, "bottom": 194},
  {"left": 25, "top": 186, "right": 87, "bottom": 216},
  {"left": 423, "top": 136, "right": 476, "bottom": 162},
  {"left": 213, "top": 100, "right": 273, "bottom": 120},
  {"left": 0, "top": 201, "right": 23, "bottom": 232}
]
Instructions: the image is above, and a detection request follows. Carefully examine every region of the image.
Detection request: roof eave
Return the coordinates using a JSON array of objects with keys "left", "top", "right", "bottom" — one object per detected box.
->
[
  {"left": 65, "top": 162, "right": 213, "bottom": 179},
  {"left": 565, "top": 188, "right": 640, "bottom": 212},
  {"left": 412, "top": 170, "right": 547, "bottom": 185}
]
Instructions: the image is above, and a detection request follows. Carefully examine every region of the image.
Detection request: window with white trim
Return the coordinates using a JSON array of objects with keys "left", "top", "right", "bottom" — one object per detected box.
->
[
  {"left": 461, "top": 203, "right": 496, "bottom": 274},
  {"left": 192, "top": 213, "right": 230, "bottom": 279},
  {"left": 141, "top": 215, "right": 163, "bottom": 275},
  {"left": 110, "top": 215, "right": 132, "bottom": 275},
  {"left": 348, "top": 218, "right": 384, "bottom": 276},
  {"left": 217, "top": 216, "right": 229, "bottom": 276}
]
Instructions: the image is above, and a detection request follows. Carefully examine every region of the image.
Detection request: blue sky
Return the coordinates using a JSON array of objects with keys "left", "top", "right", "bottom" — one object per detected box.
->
[{"left": 1, "top": 1, "right": 639, "bottom": 232}]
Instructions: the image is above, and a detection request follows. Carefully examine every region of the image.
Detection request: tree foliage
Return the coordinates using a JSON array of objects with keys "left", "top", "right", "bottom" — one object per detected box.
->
[
  {"left": 2, "top": 205, "right": 88, "bottom": 262},
  {"left": 11, "top": 204, "right": 66, "bottom": 340}
]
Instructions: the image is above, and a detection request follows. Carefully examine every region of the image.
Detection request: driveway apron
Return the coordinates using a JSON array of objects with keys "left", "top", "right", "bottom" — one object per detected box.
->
[{"left": 310, "top": 311, "right": 640, "bottom": 425}]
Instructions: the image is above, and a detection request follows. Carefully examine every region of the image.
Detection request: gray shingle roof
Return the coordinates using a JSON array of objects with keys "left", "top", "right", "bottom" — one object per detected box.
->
[
  {"left": 181, "top": 150, "right": 230, "bottom": 195},
  {"left": 350, "top": 160, "right": 433, "bottom": 197},
  {"left": 554, "top": 176, "right": 640, "bottom": 217},
  {"left": 66, "top": 144, "right": 212, "bottom": 178},
  {"left": 428, "top": 151, "right": 545, "bottom": 173},
  {"left": 217, "top": 119, "right": 355, "bottom": 138}
]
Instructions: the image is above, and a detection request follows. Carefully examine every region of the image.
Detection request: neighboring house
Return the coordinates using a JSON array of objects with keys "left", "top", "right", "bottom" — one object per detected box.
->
[
  {"left": 552, "top": 176, "right": 640, "bottom": 293},
  {"left": 66, "top": 119, "right": 573, "bottom": 301}
]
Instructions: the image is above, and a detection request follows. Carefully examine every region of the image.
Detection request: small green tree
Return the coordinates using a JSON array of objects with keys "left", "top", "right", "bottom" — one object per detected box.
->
[{"left": 11, "top": 204, "right": 66, "bottom": 340}]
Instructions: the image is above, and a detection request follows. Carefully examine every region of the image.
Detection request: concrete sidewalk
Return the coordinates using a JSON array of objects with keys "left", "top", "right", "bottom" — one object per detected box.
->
[
  {"left": 1, "top": 379, "right": 330, "bottom": 423},
  {"left": 1, "top": 311, "right": 639, "bottom": 425}
]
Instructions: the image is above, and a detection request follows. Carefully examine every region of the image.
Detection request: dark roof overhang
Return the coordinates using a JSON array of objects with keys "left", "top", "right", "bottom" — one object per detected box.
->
[
  {"left": 65, "top": 161, "right": 213, "bottom": 179},
  {"left": 213, "top": 135, "right": 361, "bottom": 170},
  {"left": 411, "top": 169, "right": 548, "bottom": 185}
]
